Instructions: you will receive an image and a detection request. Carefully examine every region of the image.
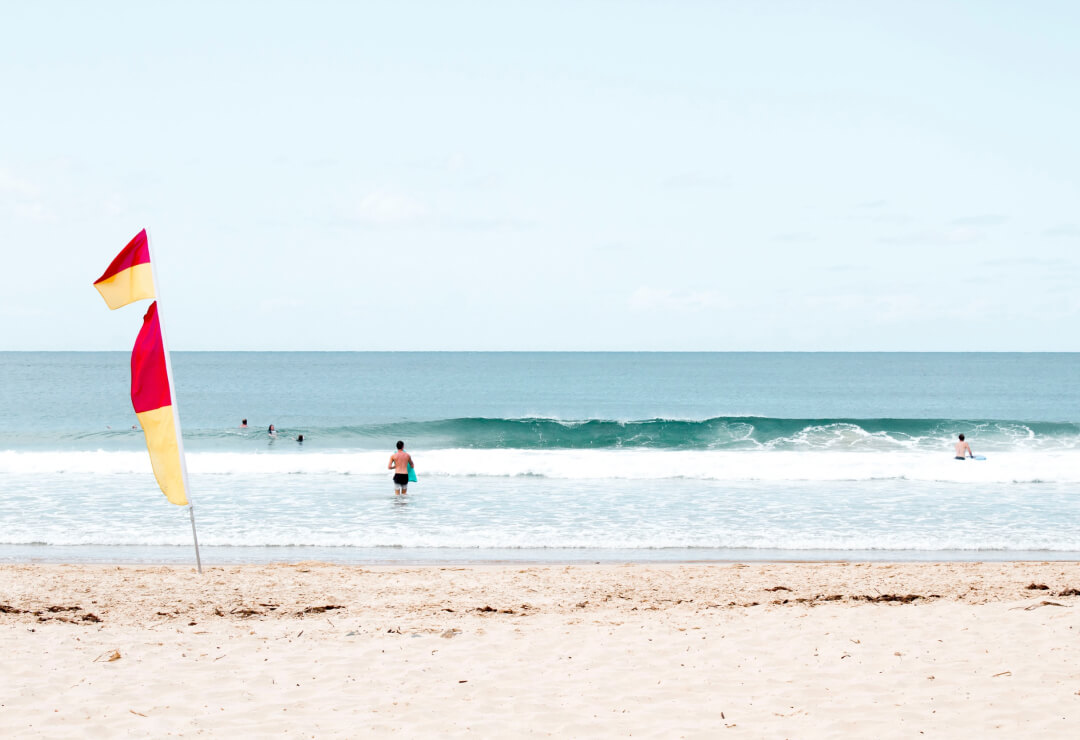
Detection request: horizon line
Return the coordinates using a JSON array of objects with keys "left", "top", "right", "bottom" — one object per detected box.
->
[{"left": 3, "top": 349, "right": 1079, "bottom": 355}]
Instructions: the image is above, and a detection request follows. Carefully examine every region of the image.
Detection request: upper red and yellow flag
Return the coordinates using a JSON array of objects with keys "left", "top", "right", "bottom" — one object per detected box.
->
[
  {"left": 94, "top": 229, "right": 155, "bottom": 310},
  {"left": 132, "top": 301, "right": 188, "bottom": 506}
]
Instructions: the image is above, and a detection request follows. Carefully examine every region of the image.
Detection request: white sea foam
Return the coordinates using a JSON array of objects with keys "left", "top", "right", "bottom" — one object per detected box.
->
[
  {"left": 2, "top": 448, "right": 1079, "bottom": 483},
  {"left": 3, "top": 536, "right": 1077, "bottom": 551},
  {"left": 3, "top": 525, "right": 1078, "bottom": 552}
]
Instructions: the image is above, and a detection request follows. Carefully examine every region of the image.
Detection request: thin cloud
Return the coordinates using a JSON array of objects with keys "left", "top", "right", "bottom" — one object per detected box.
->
[
  {"left": 462, "top": 173, "right": 503, "bottom": 190},
  {"left": 878, "top": 227, "right": 984, "bottom": 246},
  {"left": 629, "top": 287, "right": 729, "bottom": 313},
  {"left": 849, "top": 202, "right": 909, "bottom": 224},
  {"left": 347, "top": 190, "right": 430, "bottom": 225},
  {"left": 259, "top": 297, "right": 305, "bottom": 313},
  {"left": 803, "top": 293, "right": 987, "bottom": 322},
  {"left": 0, "top": 169, "right": 40, "bottom": 197},
  {"left": 660, "top": 172, "right": 727, "bottom": 190},
  {"left": 594, "top": 241, "right": 632, "bottom": 253},
  {"left": 341, "top": 189, "right": 529, "bottom": 232},
  {"left": 12, "top": 202, "right": 51, "bottom": 221},
  {"left": 405, "top": 152, "right": 469, "bottom": 173},
  {"left": 981, "top": 256, "right": 1073, "bottom": 268},
  {"left": 0, "top": 168, "right": 50, "bottom": 221},
  {"left": 1045, "top": 223, "right": 1080, "bottom": 238},
  {"left": 772, "top": 232, "right": 815, "bottom": 243},
  {"left": 878, "top": 231, "right": 928, "bottom": 246},
  {"left": 446, "top": 214, "right": 534, "bottom": 232},
  {"left": 103, "top": 193, "right": 127, "bottom": 217},
  {"left": 942, "top": 227, "right": 985, "bottom": 243},
  {"left": 869, "top": 212, "right": 914, "bottom": 225},
  {"left": 951, "top": 214, "right": 1008, "bottom": 226}
]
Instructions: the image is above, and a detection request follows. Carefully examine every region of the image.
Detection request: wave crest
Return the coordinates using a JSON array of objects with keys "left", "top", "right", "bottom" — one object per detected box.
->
[{"left": 12, "top": 416, "right": 1080, "bottom": 452}]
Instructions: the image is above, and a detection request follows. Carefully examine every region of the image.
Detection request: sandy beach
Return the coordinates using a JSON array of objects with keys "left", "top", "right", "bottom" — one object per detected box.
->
[{"left": 1, "top": 562, "right": 1078, "bottom": 737}]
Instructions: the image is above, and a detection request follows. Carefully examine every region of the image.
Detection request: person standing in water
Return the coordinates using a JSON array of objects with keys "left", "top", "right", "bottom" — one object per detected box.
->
[
  {"left": 954, "top": 433, "right": 974, "bottom": 459},
  {"left": 388, "top": 440, "right": 414, "bottom": 495}
]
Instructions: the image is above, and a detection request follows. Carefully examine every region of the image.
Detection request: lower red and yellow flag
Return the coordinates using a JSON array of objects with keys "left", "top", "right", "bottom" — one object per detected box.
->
[{"left": 131, "top": 301, "right": 188, "bottom": 505}]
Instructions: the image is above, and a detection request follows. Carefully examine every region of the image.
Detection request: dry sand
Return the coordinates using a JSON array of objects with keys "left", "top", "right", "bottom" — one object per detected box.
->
[{"left": 2, "top": 562, "right": 1080, "bottom": 737}]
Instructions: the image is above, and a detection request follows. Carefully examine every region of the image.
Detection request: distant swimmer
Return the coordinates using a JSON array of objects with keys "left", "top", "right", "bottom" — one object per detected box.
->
[
  {"left": 268, "top": 424, "right": 277, "bottom": 437},
  {"left": 296, "top": 434, "right": 304, "bottom": 443},
  {"left": 241, "top": 419, "right": 248, "bottom": 428},
  {"left": 954, "top": 433, "right": 974, "bottom": 460},
  {"left": 388, "top": 440, "right": 414, "bottom": 496}
]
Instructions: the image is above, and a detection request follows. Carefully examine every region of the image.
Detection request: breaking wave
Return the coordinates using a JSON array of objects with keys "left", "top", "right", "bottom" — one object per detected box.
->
[{"left": 10, "top": 417, "right": 1080, "bottom": 452}]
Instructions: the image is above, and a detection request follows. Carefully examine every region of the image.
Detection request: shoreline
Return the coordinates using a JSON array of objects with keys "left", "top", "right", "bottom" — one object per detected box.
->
[
  {"left": 3, "top": 562, "right": 1079, "bottom": 736},
  {"left": 5, "top": 545, "right": 1080, "bottom": 566}
]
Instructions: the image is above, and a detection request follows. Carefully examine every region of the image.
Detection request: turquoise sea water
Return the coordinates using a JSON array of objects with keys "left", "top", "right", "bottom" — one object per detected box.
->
[{"left": 1, "top": 352, "right": 1078, "bottom": 563}]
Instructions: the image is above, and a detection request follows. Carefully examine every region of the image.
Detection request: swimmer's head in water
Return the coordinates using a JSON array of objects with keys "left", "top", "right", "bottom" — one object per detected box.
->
[{"left": 396, "top": 440, "right": 404, "bottom": 450}]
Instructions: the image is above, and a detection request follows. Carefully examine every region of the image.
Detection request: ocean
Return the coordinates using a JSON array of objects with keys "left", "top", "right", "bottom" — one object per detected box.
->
[{"left": 1, "top": 352, "right": 1078, "bottom": 563}]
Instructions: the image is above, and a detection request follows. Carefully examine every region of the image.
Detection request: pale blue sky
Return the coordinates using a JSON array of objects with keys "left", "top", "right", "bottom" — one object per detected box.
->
[{"left": 2, "top": 1, "right": 1078, "bottom": 350}]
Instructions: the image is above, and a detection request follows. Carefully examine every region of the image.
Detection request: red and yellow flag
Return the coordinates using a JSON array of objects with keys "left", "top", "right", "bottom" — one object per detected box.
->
[
  {"left": 131, "top": 301, "right": 188, "bottom": 506},
  {"left": 94, "top": 229, "right": 155, "bottom": 310}
]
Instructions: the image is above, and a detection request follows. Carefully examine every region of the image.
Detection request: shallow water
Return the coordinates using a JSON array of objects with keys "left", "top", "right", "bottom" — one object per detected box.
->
[{"left": 2, "top": 352, "right": 1078, "bottom": 562}]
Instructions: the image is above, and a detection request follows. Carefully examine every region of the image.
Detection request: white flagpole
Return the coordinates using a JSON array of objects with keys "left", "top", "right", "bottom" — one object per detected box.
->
[{"left": 144, "top": 229, "right": 203, "bottom": 574}]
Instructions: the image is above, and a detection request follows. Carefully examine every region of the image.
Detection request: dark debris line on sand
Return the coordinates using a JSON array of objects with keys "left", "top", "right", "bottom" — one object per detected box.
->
[{"left": 0, "top": 604, "right": 102, "bottom": 623}]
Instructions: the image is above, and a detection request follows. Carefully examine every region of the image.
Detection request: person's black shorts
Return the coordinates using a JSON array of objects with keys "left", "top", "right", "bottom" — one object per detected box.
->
[{"left": 393, "top": 473, "right": 409, "bottom": 486}]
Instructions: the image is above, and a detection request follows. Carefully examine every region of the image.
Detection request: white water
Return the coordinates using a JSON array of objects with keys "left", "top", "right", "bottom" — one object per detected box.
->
[
  {"left": 2, "top": 473, "right": 1078, "bottom": 553},
  {"left": 3, "top": 448, "right": 1079, "bottom": 484}
]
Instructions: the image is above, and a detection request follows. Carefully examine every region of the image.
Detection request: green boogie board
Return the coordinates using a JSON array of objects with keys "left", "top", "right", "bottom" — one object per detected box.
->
[{"left": 407, "top": 462, "right": 417, "bottom": 483}]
